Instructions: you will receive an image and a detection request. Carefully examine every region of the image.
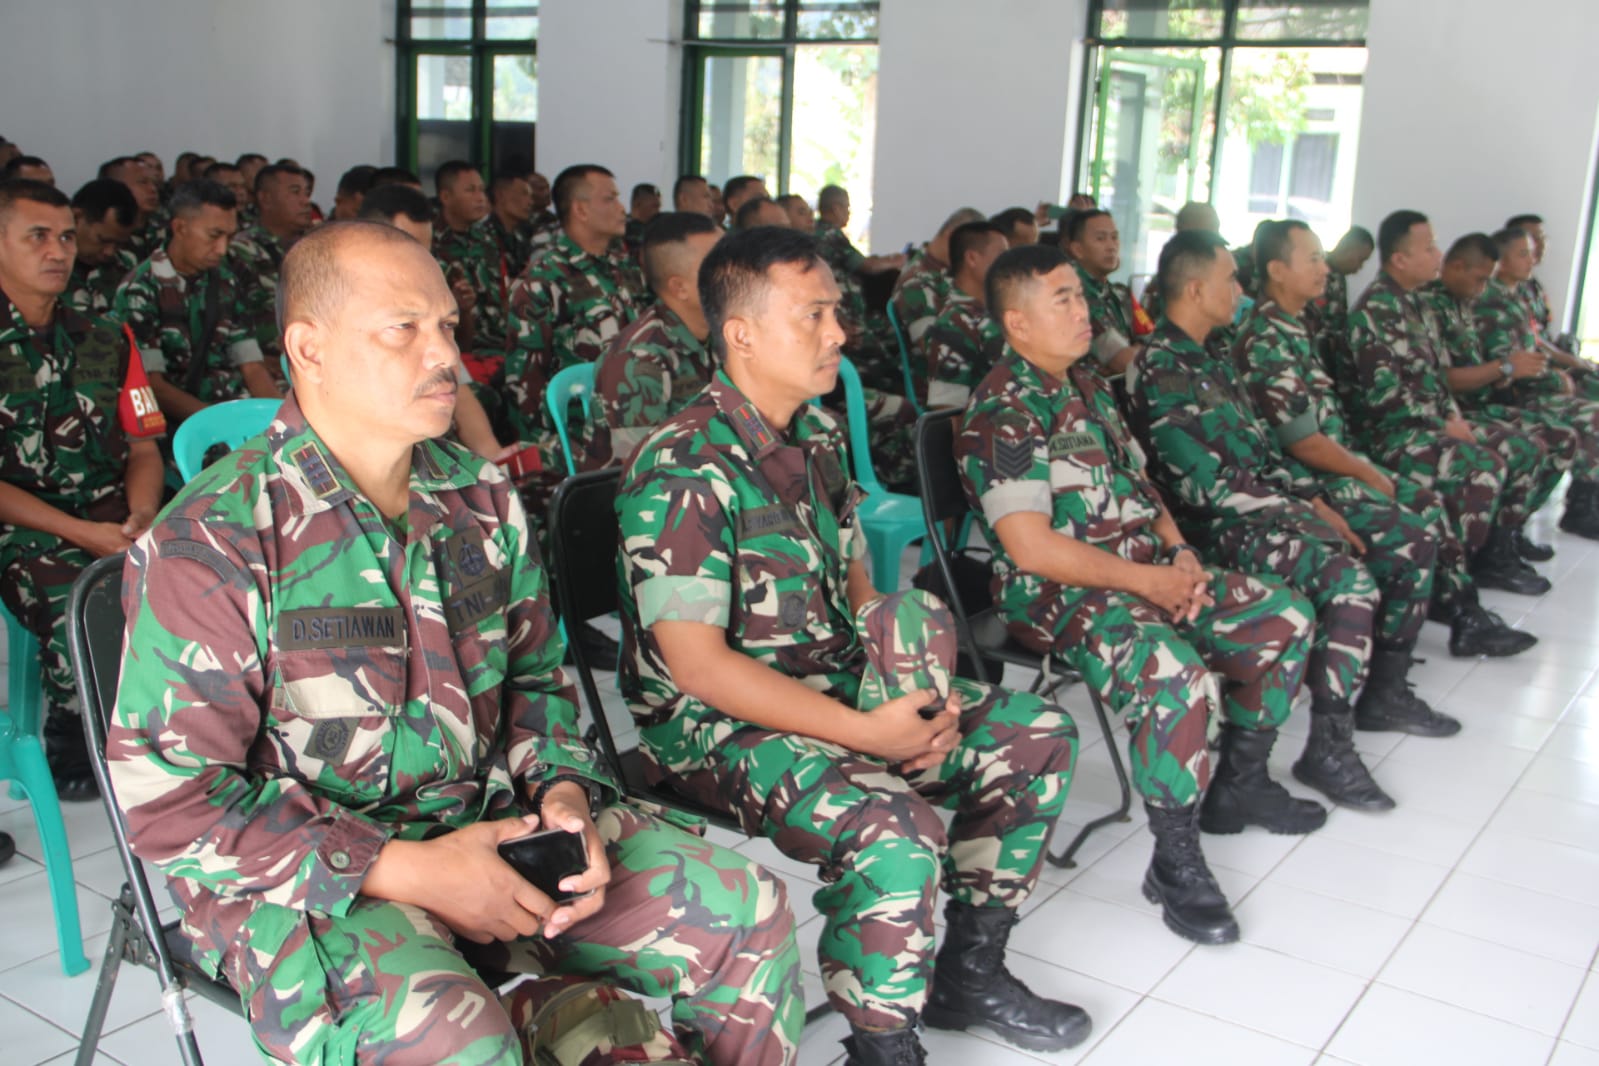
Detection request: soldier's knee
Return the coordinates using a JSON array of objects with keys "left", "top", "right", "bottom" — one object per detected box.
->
[{"left": 835, "top": 792, "right": 946, "bottom": 891}]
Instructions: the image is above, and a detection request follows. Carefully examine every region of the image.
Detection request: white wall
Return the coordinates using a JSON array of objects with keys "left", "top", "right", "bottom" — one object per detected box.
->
[
  {"left": 536, "top": 0, "right": 683, "bottom": 193},
  {"left": 1352, "top": 0, "right": 1599, "bottom": 328},
  {"left": 0, "top": 0, "right": 394, "bottom": 196},
  {"left": 870, "top": 0, "right": 1090, "bottom": 252}
]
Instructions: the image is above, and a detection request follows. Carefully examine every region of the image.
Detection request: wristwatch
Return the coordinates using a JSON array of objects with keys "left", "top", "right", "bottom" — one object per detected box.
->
[
  {"left": 1164, "top": 543, "right": 1200, "bottom": 566},
  {"left": 532, "top": 774, "right": 602, "bottom": 819},
  {"left": 1500, "top": 359, "right": 1515, "bottom": 380}
]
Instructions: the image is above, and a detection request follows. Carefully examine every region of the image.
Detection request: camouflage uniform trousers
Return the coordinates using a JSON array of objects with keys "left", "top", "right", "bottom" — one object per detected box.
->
[
  {"left": 1471, "top": 420, "right": 1555, "bottom": 528},
  {"left": 653, "top": 590, "right": 1078, "bottom": 1032},
  {"left": 1370, "top": 432, "right": 1508, "bottom": 556},
  {"left": 0, "top": 494, "right": 128, "bottom": 718},
  {"left": 1323, "top": 474, "right": 1470, "bottom": 611},
  {"left": 1006, "top": 543, "right": 1314, "bottom": 809},
  {"left": 1499, "top": 394, "right": 1599, "bottom": 487},
  {"left": 230, "top": 803, "right": 803, "bottom": 1066}
]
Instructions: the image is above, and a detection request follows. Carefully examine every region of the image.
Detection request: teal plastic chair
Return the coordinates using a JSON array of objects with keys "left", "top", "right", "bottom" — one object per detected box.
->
[
  {"left": 836, "top": 358, "right": 927, "bottom": 593},
  {"left": 545, "top": 363, "right": 596, "bottom": 476},
  {"left": 886, "top": 302, "right": 925, "bottom": 416},
  {"left": 172, "top": 398, "right": 283, "bottom": 483},
  {"left": 0, "top": 603, "right": 90, "bottom": 975}
]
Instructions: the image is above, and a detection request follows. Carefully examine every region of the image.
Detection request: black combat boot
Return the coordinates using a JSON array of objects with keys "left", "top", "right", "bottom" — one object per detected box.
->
[
  {"left": 0, "top": 831, "right": 14, "bottom": 867},
  {"left": 1293, "top": 698, "right": 1395, "bottom": 811},
  {"left": 1512, "top": 528, "right": 1556, "bottom": 561},
  {"left": 1447, "top": 593, "right": 1538, "bottom": 658},
  {"left": 1354, "top": 646, "right": 1461, "bottom": 737},
  {"left": 842, "top": 1026, "right": 925, "bottom": 1066},
  {"left": 1559, "top": 480, "right": 1599, "bottom": 540},
  {"left": 43, "top": 711, "right": 98, "bottom": 802},
  {"left": 1198, "top": 725, "right": 1327, "bottom": 835},
  {"left": 1142, "top": 803, "right": 1240, "bottom": 945},
  {"left": 924, "top": 902, "right": 1092, "bottom": 1051},
  {"left": 1470, "top": 527, "right": 1552, "bottom": 595}
]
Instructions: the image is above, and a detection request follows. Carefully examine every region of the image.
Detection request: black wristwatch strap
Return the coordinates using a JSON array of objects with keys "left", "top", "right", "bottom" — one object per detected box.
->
[
  {"left": 532, "top": 773, "right": 601, "bottom": 818},
  {"left": 1164, "top": 543, "right": 1199, "bottom": 565}
]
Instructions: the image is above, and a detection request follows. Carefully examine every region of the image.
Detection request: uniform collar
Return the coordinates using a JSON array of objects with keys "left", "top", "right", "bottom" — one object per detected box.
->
[
  {"left": 707, "top": 370, "right": 786, "bottom": 461},
  {"left": 0, "top": 293, "right": 87, "bottom": 346},
  {"left": 1255, "top": 299, "right": 1307, "bottom": 336},
  {"left": 1005, "top": 345, "right": 1067, "bottom": 393},
  {"left": 650, "top": 302, "right": 709, "bottom": 353},
  {"left": 1150, "top": 317, "right": 1209, "bottom": 361}
]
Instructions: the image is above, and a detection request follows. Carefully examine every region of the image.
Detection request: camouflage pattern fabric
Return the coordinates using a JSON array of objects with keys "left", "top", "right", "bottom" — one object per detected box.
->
[
  {"left": 889, "top": 247, "right": 952, "bottom": 349},
  {"left": 126, "top": 207, "right": 169, "bottom": 261},
  {"left": 499, "top": 973, "right": 693, "bottom": 1065},
  {"left": 504, "top": 233, "right": 646, "bottom": 441},
  {"left": 814, "top": 221, "right": 899, "bottom": 391},
  {"left": 485, "top": 212, "right": 537, "bottom": 280},
  {"left": 435, "top": 217, "right": 513, "bottom": 355},
  {"left": 111, "top": 393, "right": 802, "bottom": 1066},
  {"left": 526, "top": 211, "right": 563, "bottom": 257},
  {"left": 617, "top": 372, "right": 1076, "bottom": 1031},
  {"left": 64, "top": 249, "right": 136, "bottom": 316},
  {"left": 956, "top": 349, "right": 1314, "bottom": 807},
  {"left": 579, "top": 302, "right": 716, "bottom": 472},
  {"left": 113, "top": 245, "right": 265, "bottom": 403},
  {"left": 226, "top": 222, "right": 291, "bottom": 362},
  {"left": 1077, "top": 266, "right": 1137, "bottom": 369},
  {"left": 842, "top": 384, "right": 918, "bottom": 492},
  {"left": 1303, "top": 268, "right": 1355, "bottom": 388},
  {"left": 920, "top": 289, "right": 1005, "bottom": 409}
]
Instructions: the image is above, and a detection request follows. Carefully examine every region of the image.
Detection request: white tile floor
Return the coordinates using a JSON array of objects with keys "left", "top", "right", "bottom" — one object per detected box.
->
[{"left": 3, "top": 505, "right": 1598, "bottom": 1065}]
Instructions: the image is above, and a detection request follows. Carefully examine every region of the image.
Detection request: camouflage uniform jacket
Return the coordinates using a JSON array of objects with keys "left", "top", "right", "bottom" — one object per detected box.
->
[
  {"left": 1521, "top": 275, "right": 1553, "bottom": 338},
  {"left": 1346, "top": 271, "right": 1461, "bottom": 444},
  {"left": 1127, "top": 319, "right": 1325, "bottom": 539},
  {"left": 65, "top": 249, "right": 136, "bottom": 317},
  {"left": 580, "top": 302, "right": 715, "bottom": 470},
  {"left": 526, "top": 210, "right": 562, "bottom": 256},
  {"left": 1303, "top": 268, "right": 1350, "bottom": 344},
  {"left": 114, "top": 247, "right": 264, "bottom": 402},
  {"left": 485, "top": 211, "right": 537, "bottom": 280},
  {"left": 434, "top": 217, "right": 512, "bottom": 354},
  {"left": 956, "top": 348, "right": 1166, "bottom": 614},
  {"left": 1078, "top": 266, "right": 1137, "bottom": 368},
  {"left": 126, "top": 207, "right": 169, "bottom": 261},
  {"left": 1471, "top": 276, "right": 1566, "bottom": 401},
  {"left": 110, "top": 393, "right": 614, "bottom": 981},
  {"left": 814, "top": 221, "right": 878, "bottom": 340},
  {"left": 225, "top": 222, "right": 291, "bottom": 359},
  {"left": 616, "top": 370, "right": 870, "bottom": 773},
  {"left": 505, "top": 233, "right": 646, "bottom": 437},
  {"left": 921, "top": 289, "right": 1004, "bottom": 408},
  {"left": 0, "top": 297, "right": 151, "bottom": 512},
  {"left": 889, "top": 247, "right": 951, "bottom": 346}
]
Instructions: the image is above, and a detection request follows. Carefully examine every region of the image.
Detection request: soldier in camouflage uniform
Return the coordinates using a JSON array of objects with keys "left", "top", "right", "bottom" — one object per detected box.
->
[
  {"left": 486, "top": 171, "right": 537, "bottom": 279},
  {"left": 618, "top": 227, "right": 1090, "bottom": 1065},
  {"left": 1129, "top": 230, "right": 1453, "bottom": 822},
  {"left": 958, "top": 244, "right": 1316, "bottom": 947},
  {"left": 102, "top": 155, "right": 168, "bottom": 260},
  {"left": 525, "top": 171, "right": 563, "bottom": 255},
  {"left": 813, "top": 184, "right": 907, "bottom": 391},
  {"left": 227, "top": 163, "right": 313, "bottom": 364},
  {"left": 1302, "top": 226, "right": 1374, "bottom": 389},
  {"left": 1236, "top": 223, "right": 1537, "bottom": 662},
  {"left": 1346, "top": 210, "right": 1553, "bottom": 597},
  {"left": 1504, "top": 212, "right": 1599, "bottom": 389},
  {"left": 432, "top": 162, "right": 515, "bottom": 376},
  {"left": 624, "top": 183, "right": 662, "bottom": 258},
  {"left": 1137, "top": 201, "right": 1220, "bottom": 323},
  {"left": 1426, "top": 230, "right": 1599, "bottom": 540},
  {"left": 1067, "top": 209, "right": 1153, "bottom": 375},
  {"left": 64, "top": 179, "right": 138, "bottom": 316},
  {"left": 0, "top": 179, "right": 166, "bottom": 800},
  {"left": 920, "top": 221, "right": 1008, "bottom": 408},
  {"left": 113, "top": 180, "right": 280, "bottom": 421},
  {"left": 889, "top": 206, "right": 985, "bottom": 352},
  {"left": 580, "top": 212, "right": 722, "bottom": 471},
  {"left": 110, "top": 222, "right": 804, "bottom": 1066}
]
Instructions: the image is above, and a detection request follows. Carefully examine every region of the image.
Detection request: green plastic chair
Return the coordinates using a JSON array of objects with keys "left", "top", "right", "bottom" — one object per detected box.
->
[
  {"left": 886, "top": 302, "right": 925, "bottom": 416},
  {"left": 836, "top": 358, "right": 926, "bottom": 593},
  {"left": 545, "top": 363, "right": 596, "bottom": 476},
  {"left": 0, "top": 602, "right": 90, "bottom": 976},
  {"left": 172, "top": 398, "right": 283, "bottom": 483}
]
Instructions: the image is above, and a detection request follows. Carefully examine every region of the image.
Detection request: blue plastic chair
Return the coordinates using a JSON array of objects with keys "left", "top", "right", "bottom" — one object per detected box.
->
[
  {"left": 886, "top": 302, "right": 925, "bottom": 416},
  {"left": 545, "top": 363, "right": 596, "bottom": 476},
  {"left": 172, "top": 398, "right": 283, "bottom": 483},
  {"left": 0, "top": 603, "right": 90, "bottom": 976},
  {"left": 836, "top": 358, "right": 927, "bottom": 593}
]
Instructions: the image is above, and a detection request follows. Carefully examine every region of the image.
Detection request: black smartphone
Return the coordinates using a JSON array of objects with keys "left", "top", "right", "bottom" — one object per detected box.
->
[{"left": 496, "top": 828, "right": 591, "bottom": 903}]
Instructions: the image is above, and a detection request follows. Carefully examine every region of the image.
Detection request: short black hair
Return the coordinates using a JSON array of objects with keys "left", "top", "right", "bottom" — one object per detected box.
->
[
  {"left": 71, "top": 178, "right": 138, "bottom": 227},
  {"left": 642, "top": 211, "right": 721, "bottom": 293},
  {"left": 699, "top": 225, "right": 823, "bottom": 358},
  {"left": 948, "top": 221, "right": 1007, "bottom": 278},
  {"left": 1492, "top": 226, "right": 1532, "bottom": 253},
  {"left": 337, "top": 165, "right": 378, "bottom": 198},
  {"left": 1446, "top": 232, "right": 1500, "bottom": 265},
  {"left": 673, "top": 175, "right": 707, "bottom": 206},
  {"left": 776, "top": 193, "right": 808, "bottom": 210},
  {"left": 169, "top": 179, "right": 239, "bottom": 217},
  {"left": 1156, "top": 229, "right": 1230, "bottom": 307},
  {"left": 254, "top": 162, "right": 306, "bottom": 195},
  {"left": 0, "top": 178, "right": 70, "bottom": 221},
  {"left": 734, "top": 196, "right": 783, "bottom": 230},
  {"left": 1065, "top": 208, "right": 1112, "bottom": 246},
  {"left": 1253, "top": 219, "right": 1311, "bottom": 273},
  {"left": 236, "top": 153, "right": 267, "bottom": 169},
  {"left": 358, "top": 183, "right": 434, "bottom": 225},
  {"left": 0, "top": 155, "right": 48, "bottom": 180},
  {"left": 97, "top": 156, "right": 140, "bottom": 180},
  {"left": 985, "top": 243, "right": 1072, "bottom": 322},
  {"left": 552, "top": 164, "right": 614, "bottom": 222},
  {"left": 1505, "top": 213, "right": 1544, "bottom": 230},
  {"left": 370, "top": 166, "right": 421, "bottom": 188},
  {"left": 202, "top": 162, "right": 240, "bottom": 181},
  {"left": 989, "top": 207, "right": 1036, "bottom": 242},
  {"left": 631, "top": 182, "right": 660, "bottom": 203},
  {"left": 1378, "top": 209, "right": 1429, "bottom": 263},
  {"left": 434, "top": 160, "right": 480, "bottom": 196},
  {"left": 723, "top": 175, "right": 764, "bottom": 205},
  {"left": 1335, "top": 225, "right": 1375, "bottom": 252},
  {"left": 817, "top": 184, "right": 848, "bottom": 212}
]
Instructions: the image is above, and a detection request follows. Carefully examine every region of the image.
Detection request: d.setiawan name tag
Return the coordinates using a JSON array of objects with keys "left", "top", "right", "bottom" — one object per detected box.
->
[{"left": 279, "top": 607, "right": 406, "bottom": 649}]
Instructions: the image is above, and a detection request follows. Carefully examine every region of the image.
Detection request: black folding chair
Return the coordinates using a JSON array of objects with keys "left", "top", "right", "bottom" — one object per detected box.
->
[
  {"left": 67, "top": 553, "right": 242, "bottom": 1066},
  {"left": 913, "top": 409, "right": 1133, "bottom": 868}
]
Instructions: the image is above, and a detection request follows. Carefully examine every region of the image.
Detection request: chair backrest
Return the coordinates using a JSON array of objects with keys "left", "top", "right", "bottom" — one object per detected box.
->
[
  {"left": 172, "top": 398, "right": 283, "bottom": 483},
  {"left": 834, "top": 357, "right": 887, "bottom": 495},
  {"left": 886, "top": 301, "right": 924, "bottom": 416},
  {"left": 915, "top": 407, "right": 972, "bottom": 528},
  {"left": 546, "top": 468, "right": 628, "bottom": 781},
  {"left": 545, "top": 362, "right": 597, "bottom": 476}
]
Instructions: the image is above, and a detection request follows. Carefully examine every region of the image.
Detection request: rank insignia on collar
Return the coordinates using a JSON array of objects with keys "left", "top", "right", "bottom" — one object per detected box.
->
[
  {"left": 292, "top": 442, "right": 341, "bottom": 500},
  {"left": 731, "top": 402, "right": 774, "bottom": 451}
]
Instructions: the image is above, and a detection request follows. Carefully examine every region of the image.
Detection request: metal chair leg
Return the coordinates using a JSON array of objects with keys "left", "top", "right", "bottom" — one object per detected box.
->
[
  {"left": 74, "top": 903, "right": 130, "bottom": 1066},
  {"left": 1048, "top": 688, "right": 1135, "bottom": 869}
]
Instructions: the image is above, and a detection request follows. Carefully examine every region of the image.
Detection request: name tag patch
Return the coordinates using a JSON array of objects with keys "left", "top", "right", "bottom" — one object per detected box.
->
[
  {"left": 279, "top": 607, "right": 405, "bottom": 650},
  {"left": 1048, "top": 431, "right": 1101, "bottom": 458},
  {"left": 739, "top": 504, "right": 802, "bottom": 539}
]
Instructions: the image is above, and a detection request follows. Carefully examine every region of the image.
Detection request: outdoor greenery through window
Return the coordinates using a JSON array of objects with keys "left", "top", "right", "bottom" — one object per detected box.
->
[
  {"left": 398, "top": 1, "right": 538, "bottom": 186},
  {"left": 684, "top": 1, "right": 881, "bottom": 250},
  {"left": 1080, "top": 0, "right": 1369, "bottom": 287}
]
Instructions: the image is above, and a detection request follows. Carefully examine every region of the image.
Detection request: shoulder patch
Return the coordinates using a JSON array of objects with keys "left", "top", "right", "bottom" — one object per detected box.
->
[
  {"left": 993, "top": 437, "right": 1035, "bottom": 480},
  {"left": 158, "top": 538, "right": 241, "bottom": 582}
]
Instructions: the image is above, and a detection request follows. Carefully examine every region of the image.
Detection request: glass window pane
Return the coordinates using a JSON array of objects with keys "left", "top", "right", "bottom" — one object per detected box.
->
[
  {"left": 696, "top": 1, "right": 785, "bottom": 40},
  {"left": 411, "top": 0, "right": 472, "bottom": 39},
  {"left": 486, "top": 0, "right": 539, "bottom": 40},
  {"left": 416, "top": 53, "right": 475, "bottom": 178},
  {"left": 790, "top": 45, "right": 879, "bottom": 248},
  {"left": 1098, "top": 0, "right": 1226, "bottom": 41},
  {"left": 1234, "top": 1, "right": 1368, "bottom": 41},
  {"left": 1082, "top": 47, "right": 1222, "bottom": 284},
  {"left": 698, "top": 54, "right": 783, "bottom": 185},
  {"left": 1211, "top": 47, "right": 1365, "bottom": 243},
  {"left": 492, "top": 53, "right": 537, "bottom": 175},
  {"left": 796, "top": 1, "right": 879, "bottom": 40}
]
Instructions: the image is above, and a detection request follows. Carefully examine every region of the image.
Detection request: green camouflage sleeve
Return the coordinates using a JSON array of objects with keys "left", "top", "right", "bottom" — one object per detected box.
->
[
  {"left": 1473, "top": 287, "right": 1526, "bottom": 363},
  {"left": 1238, "top": 329, "right": 1319, "bottom": 448},
  {"left": 113, "top": 267, "right": 167, "bottom": 374},
  {"left": 618, "top": 456, "right": 736, "bottom": 630},
  {"left": 600, "top": 342, "right": 674, "bottom": 461},
  {"left": 1348, "top": 296, "right": 1431, "bottom": 430},
  {"left": 958, "top": 402, "right": 1053, "bottom": 527}
]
